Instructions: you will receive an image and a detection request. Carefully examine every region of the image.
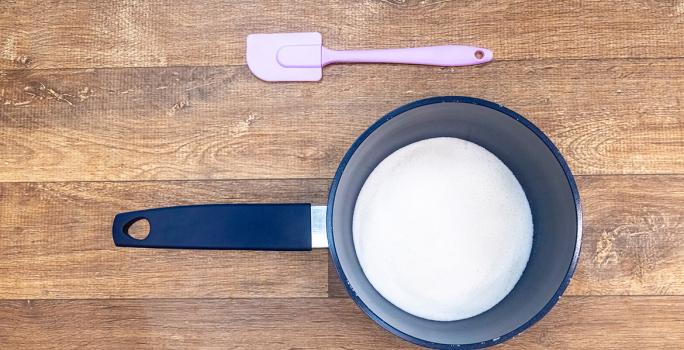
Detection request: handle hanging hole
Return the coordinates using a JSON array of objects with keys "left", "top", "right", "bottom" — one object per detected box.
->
[
  {"left": 474, "top": 50, "right": 484, "bottom": 60},
  {"left": 125, "top": 218, "right": 150, "bottom": 240}
]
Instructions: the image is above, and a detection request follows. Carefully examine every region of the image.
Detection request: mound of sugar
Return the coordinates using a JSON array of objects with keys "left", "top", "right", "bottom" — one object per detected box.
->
[{"left": 353, "top": 137, "right": 533, "bottom": 321}]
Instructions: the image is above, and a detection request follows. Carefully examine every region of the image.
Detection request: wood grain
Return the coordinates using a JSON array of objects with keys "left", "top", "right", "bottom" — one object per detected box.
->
[
  {"left": 0, "top": 179, "right": 330, "bottom": 299},
  {"left": 1, "top": 176, "right": 682, "bottom": 299},
  {"left": 2, "top": 0, "right": 684, "bottom": 69},
  {"left": 1, "top": 1, "right": 683, "bottom": 348},
  {"left": 2, "top": 59, "right": 683, "bottom": 182},
  {"left": 0, "top": 297, "right": 681, "bottom": 349},
  {"left": 570, "top": 175, "right": 684, "bottom": 295}
]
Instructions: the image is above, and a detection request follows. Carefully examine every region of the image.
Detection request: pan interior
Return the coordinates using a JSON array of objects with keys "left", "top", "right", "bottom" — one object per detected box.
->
[{"left": 329, "top": 99, "right": 579, "bottom": 346}]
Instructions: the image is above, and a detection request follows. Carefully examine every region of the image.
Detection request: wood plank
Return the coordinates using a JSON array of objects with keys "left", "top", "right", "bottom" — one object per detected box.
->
[
  {"left": 569, "top": 175, "right": 684, "bottom": 295},
  {"left": 1, "top": 176, "right": 682, "bottom": 299},
  {"left": 2, "top": 1, "right": 684, "bottom": 69},
  {"left": 0, "top": 179, "right": 330, "bottom": 299},
  {"left": 327, "top": 175, "right": 684, "bottom": 298},
  {"left": 2, "top": 60, "right": 682, "bottom": 182},
  {"left": 0, "top": 297, "right": 681, "bottom": 349}
]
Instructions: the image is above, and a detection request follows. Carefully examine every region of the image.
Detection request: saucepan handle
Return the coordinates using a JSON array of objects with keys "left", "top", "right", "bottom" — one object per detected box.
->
[{"left": 112, "top": 203, "right": 312, "bottom": 251}]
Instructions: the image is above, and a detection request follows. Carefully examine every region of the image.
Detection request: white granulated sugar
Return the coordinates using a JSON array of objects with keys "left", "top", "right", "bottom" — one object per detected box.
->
[{"left": 353, "top": 137, "right": 533, "bottom": 321}]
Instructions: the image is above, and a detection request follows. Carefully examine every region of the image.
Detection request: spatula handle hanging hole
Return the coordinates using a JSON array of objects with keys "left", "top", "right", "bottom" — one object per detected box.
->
[
  {"left": 124, "top": 217, "right": 151, "bottom": 240},
  {"left": 474, "top": 50, "right": 484, "bottom": 60}
]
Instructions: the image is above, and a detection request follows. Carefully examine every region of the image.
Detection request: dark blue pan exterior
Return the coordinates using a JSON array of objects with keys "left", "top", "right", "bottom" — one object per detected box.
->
[{"left": 327, "top": 96, "right": 582, "bottom": 349}]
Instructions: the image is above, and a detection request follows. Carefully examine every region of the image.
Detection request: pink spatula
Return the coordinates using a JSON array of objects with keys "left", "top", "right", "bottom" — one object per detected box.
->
[{"left": 246, "top": 32, "right": 493, "bottom": 82}]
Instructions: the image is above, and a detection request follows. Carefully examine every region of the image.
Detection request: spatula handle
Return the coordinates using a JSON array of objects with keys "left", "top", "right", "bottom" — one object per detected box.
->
[{"left": 321, "top": 45, "right": 492, "bottom": 67}]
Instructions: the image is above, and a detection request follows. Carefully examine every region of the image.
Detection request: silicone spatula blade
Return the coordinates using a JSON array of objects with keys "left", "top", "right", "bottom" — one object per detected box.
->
[
  {"left": 246, "top": 32, "right": 493, "bottom": 82},
  {"left": 246, "top": 32, "right": 323, "bottom": 82}
]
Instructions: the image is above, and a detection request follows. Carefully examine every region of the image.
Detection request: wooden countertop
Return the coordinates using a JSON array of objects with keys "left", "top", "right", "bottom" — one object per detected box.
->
[{"left": 0, "top": 1, "right": 682, "bottom": 348}]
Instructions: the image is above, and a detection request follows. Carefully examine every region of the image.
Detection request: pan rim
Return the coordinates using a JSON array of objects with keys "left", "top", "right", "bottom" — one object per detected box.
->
[{"left": 326, "top": 96, "right": 583, "bottom": 349}]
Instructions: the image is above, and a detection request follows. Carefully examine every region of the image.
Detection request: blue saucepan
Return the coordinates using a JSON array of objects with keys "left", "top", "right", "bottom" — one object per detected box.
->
[{"left": 113, "top": 96, "right": 582, "bottom": 349}]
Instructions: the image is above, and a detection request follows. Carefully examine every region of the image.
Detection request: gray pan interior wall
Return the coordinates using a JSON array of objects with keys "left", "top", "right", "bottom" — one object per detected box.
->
[{"left": 328, "top": 99, "right": 580, "bottom": 347}]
